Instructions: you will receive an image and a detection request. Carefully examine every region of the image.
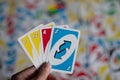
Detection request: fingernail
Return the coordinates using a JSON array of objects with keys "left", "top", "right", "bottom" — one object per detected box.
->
[{"left": 43, "top": 62, "right": 51, "bottom": 72}]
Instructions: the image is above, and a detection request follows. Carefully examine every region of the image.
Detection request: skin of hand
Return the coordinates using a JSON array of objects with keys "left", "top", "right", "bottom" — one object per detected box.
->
[{"left": 11, "top": 63, "right": 56, "bottom": 80}]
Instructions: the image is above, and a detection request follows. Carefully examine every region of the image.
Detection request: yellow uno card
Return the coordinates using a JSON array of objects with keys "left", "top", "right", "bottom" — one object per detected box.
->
[
  {"left": 18, "top": 34, "right": 40, "bottom": 68},
  {"left": 28, "top": 24, "right": 43, "bottom": 65}
]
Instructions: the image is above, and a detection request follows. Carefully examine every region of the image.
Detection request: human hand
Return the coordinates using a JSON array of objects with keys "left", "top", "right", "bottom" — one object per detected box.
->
[{"left": 11, "top": 63, "right": 55, "bottom": 80}]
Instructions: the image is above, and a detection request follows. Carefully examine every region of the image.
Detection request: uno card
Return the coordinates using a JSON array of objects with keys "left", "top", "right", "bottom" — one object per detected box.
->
[
  {"left": 28, "top": 24, "right": 43, "bottom": 65},
  {"left": 41, "top": 27, "right": 52, "bottom": 62},
  {"left": 48, "top": 27, "right": 80, "bottom": 74},
  {"left": 41, "top": 24, "right": 69, "bottom": 62},
  {"left": 40, "top": 22, "right": 55, "bottom": 62},
  {"left": 18, "top": 34, "right": 40, "bottom": 68}
]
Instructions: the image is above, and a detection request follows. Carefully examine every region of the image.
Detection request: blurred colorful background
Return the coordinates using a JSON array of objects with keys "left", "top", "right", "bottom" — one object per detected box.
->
[{"left": 0, "top": 0, "right": 120, "bottom": 80}]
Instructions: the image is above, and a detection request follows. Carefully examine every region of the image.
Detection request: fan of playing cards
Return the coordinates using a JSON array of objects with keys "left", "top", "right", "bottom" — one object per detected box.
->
[{"left": 18, "top": 22, "right": 80, "bottom": 74}]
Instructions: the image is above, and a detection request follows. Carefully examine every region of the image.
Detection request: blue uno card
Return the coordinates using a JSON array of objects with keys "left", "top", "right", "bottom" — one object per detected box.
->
[{"left": 48, "top": 27, "right": 80, "bottom": 74}]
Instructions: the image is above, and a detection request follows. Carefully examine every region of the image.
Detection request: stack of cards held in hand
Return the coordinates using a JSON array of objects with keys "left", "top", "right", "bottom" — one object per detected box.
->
[{"left": 18, "top": 22, "right": 80, "bottom": 74}]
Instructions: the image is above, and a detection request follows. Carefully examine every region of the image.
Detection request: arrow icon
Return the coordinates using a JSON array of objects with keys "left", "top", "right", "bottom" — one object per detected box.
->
[{"left": 54, "top": 40, "right": 71, "bottom": 59}]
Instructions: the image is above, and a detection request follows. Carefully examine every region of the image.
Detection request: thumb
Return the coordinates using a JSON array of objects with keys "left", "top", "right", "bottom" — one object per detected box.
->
[{"left": 36, "top": 63, "right": 51, "bottom": 80}]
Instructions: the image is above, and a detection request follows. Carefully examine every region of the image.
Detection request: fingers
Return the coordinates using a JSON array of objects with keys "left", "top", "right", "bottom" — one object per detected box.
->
[
  {"left": 11, "top": 63, "right": 51, "bottom": 80},
  {"left": 36, "top": 63, "right": 51, "bottom": 80},
  {"left": 11, "top": 66, "right": 36, "bottom": 80}
]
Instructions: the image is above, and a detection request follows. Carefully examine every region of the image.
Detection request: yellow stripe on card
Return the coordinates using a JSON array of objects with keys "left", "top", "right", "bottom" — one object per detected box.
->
[
  {"left": 20, "top": 36, "right": 34, "bottom": 59},
  {"left": 29, "top": 30, "right": 41, "bottom": 56}
]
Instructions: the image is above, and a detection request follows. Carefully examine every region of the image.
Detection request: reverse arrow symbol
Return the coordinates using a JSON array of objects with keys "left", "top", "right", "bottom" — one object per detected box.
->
[{"left": 54, "top": 40, "right": 71, "bottom": 59}]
